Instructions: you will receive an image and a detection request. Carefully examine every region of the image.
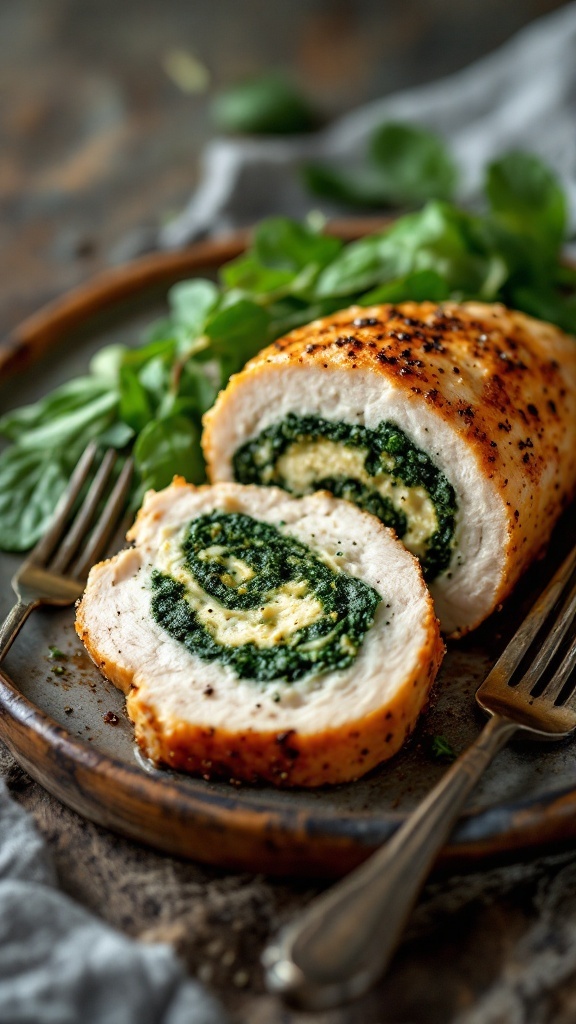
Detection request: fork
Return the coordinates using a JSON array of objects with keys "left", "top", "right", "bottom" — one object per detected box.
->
[
  {"left": 0, "top": 442, "right": 133, "bottom": 664},
  {"left": 263, "top": 539, "right": 576, "bottom": 1011}
]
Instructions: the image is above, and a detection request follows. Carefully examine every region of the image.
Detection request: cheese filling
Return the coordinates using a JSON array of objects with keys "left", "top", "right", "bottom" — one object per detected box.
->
[
  {"left": 275, "top": 440, "right": 437, "bottom": 556},
  {"left": 232, "top": 414, "right": 457, "bottom": 580},
  {"left": 150, "top": 511, "right": 381, "bottom": 683}
]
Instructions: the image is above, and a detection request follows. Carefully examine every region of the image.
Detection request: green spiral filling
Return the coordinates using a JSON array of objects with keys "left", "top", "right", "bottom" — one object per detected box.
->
[
  {"left": 151, "top": 511, "right": 381, "bottom": 683},
  {"left": 232, "top": 414, "right": 457, "bottom": 580}
]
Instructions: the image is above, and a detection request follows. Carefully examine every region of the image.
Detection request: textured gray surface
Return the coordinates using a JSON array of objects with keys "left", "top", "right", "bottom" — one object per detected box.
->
[{"left": 4, "top": 745, "right": 576, "bottom": 1024}]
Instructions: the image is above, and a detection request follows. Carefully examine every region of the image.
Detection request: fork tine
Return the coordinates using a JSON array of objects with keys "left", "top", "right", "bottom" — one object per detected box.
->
[
  {"left": 540, "top": 637, "right": 576, "bottom": 706},
  {"left": 50, "top": 448, "right": 118, "bottom": 574},
  {"left": 525, "top": 577, "right": 576, "bottom": 697},
  {"left": 72, "top": 457, "right": 134, "bottom": 580},
  {"left": 482, "top": 542, "right": 576, "bottom": 693},
  {"left": 510, "top": 575, "right": 576, "bottom": 698},
  {"left": 29, "top": 442, "right": 98, "bottom": 567}
]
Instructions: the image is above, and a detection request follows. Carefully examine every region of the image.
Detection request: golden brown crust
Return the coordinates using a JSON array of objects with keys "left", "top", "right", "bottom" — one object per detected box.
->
[
  {"left": 76, "top": 563, "right": 443, "bottom": 786},
  {"left": 203, "top": 301, "right": 576, "bottom": 632},
  {"left": 124, "top": 605, "right": 444, "bottom": 787}
]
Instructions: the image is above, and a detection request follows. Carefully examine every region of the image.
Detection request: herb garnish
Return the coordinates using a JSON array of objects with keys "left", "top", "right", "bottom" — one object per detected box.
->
[
  {"left": 211, "top": 75, "right": 318, "bottom": 136},
  {"left": 304, "top": 122, "right": 458, "bottom": 209},
  {"left": 429, "top": 735, "right": 457, "bottom": 762}
]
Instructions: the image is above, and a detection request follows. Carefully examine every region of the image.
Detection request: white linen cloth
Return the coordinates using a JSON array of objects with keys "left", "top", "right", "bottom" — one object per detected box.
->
[
  {"left": 160, "top": 3, "right": 576, "bottom": 250},
  {"left": 0, "top": 781, "right": 227, "bottom": 1024}
]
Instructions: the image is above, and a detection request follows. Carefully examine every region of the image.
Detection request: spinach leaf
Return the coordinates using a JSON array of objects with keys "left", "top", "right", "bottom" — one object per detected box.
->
[
  {"left": 141, "top": 316, "right": 174, "bottom": 345},
  {"left": 302, "top": 164, "right": 399, "bottom": 210},
  {"left": 254, "top": 217, "right": 342, "bottom": 272},
  {"left": 221, "top": 253, "right": 295, "bottom": 295},
  {"left": 133, "top": 416, "right": 206, "bottom": 494},
  {"left": 176, "top": 360, "right": 219, "bottom": 416},
  {"left": 509, "top": 286, "right": 576, "bottom": 335},
  {"left": 303, "top": 122, "right": 457, "bottom": 210},
  {"left": 121, "top": 334, "right": 177, "bottom": 370},
  {"left": 0, "top": 377, "right": 112, "bottom": 441},
  {"left": 361, "top": 268, "right": 451, "bottom": 304},
  {"left": 119, "top": 366, "right": 154, "bottom": 433},
  {"left": 137, "top": 355, "right": 171, "bottom": 406},
  {"left": 211, "top": 76, "right": 317, "bottom": 135},
  {"left": 313, "top": 232, "right": 391, "bottom": 298},
  {"left": 0, "top": 446, "right": 76, "bottom": 551},
  {"left": 168, "top": 279, "right": 219, "bottom": 334},
  {"left": 3, "top": 391, "right": 118, "bottom": 451},
  {"left": 205, "top": 298, "right": 270, "bottom": 372},
  {"left": 486, "top": 152, "right": 567, "bottom": 253},
  {"left": 90, "top": 344, "right": 127, "bottom": 384},
  {"left": 97, "top": 422, "right": 135, "bottom": 449},
  {"left": 369, "top": 122, "right": 458, "bottom": 205},
  {"left": 267, "top": 296, "right": 346, "bottom": 338},
  {"left": 315, "top": 202, "right": 504, "bottom": 299}
]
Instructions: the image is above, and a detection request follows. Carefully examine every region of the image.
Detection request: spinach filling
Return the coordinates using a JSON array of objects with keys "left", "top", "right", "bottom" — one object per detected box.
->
[
  {"left": 233, "top": 414, "right": 457, "bottom": 580},
  {"left": 151, "top": 511, "right": 381, "bottom": 683}
]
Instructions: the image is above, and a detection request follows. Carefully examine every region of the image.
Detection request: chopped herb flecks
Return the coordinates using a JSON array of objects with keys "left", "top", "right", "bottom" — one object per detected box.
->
[{"left": 429, "top": 735, "right": 457, "bottom": 762}]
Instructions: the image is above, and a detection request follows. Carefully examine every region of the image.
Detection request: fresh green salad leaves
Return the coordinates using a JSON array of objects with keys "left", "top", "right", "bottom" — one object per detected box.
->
[
  {"left": 314, "top": 201, "right": 507, "bottom": 300},
  {"left": 134, "top": 416, "right": 205, "bottom": 495},
  {"left": 0, "top": 447, "right": 78, "bottom": 552},
  {"left": 211, "top": 76, "right": 318, "bottom": 135},
  {"left": 304, "top": 122, "right": 458, "bottom": 209},
  {"left": 369, "top": 123, "right": 458, "bottom": 205},
  {"left": 486, "top": 152, "right": 567, "bottom": 254},
  {"left": 1, "top": 150, "right": 574, "bottom": 552}
]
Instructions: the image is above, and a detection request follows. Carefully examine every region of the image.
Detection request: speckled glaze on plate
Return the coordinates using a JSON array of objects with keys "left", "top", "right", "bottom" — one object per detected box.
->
[{"left": 1, "top": 226, "right": 575, "bottom": 878}]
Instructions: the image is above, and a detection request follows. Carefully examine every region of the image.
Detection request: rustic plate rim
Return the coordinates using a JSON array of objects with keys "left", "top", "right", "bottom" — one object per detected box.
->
[{"left": 3, "top": 657, "right": 576, "bottom": 876}]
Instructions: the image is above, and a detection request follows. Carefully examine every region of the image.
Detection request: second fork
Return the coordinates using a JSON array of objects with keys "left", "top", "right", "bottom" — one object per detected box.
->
[
  {"left": 264, "top": 539, "right": 576, "bottom": 1010},
  {"left": 0, "top": 443, "right": 133, "bottom": 663}
]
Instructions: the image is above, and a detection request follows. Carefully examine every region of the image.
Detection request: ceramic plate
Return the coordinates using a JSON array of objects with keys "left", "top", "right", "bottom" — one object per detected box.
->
[{"left": 1, "top": 228, "right": 575, "bottom": 878}]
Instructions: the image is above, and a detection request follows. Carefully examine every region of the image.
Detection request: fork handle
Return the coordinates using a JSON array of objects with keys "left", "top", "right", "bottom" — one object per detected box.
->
[
  {"left": 0, "top": 600, "right": 38, "bottom": 664},
  {"left": 264, "top": 713, "right": 518, "bottom": 1010}
]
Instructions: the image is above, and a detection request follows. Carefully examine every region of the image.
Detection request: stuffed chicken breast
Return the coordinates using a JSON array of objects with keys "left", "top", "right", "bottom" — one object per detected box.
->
[
  {"left": 203, "top": 302, "right": 576, "bottom": 636},
  {"left": 75, "top": 480, "right": 442, "bottom": 786}
]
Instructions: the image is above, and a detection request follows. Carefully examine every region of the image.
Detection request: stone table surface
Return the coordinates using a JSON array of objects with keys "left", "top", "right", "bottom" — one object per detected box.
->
[{"left": 1, "top": 2, "right": 576, "bottom": 1022}]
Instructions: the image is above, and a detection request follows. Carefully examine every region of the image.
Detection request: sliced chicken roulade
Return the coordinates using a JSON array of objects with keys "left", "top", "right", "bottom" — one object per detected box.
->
[
  {"left": 75, "top": 480, "right": 443, "bottom": 786},
  {"left": 203, "top": 302, "right": 576, "bottom": 636}
]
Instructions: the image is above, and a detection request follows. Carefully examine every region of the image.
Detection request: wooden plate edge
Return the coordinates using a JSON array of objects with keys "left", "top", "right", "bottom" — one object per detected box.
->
[{"left": 2, "top": 664, "right": 576, "bottom": 877}]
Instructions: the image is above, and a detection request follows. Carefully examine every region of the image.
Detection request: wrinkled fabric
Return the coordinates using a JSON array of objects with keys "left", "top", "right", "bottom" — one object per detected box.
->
[
  {"left": 0, "top": 782, "right": 227, "bottom": 1024},
  {"left": 453, "top": 861, "right": 576, "bottom": 1024},
  {"left": 160, "top": 3, "right": 576, "bottom": 249}
]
